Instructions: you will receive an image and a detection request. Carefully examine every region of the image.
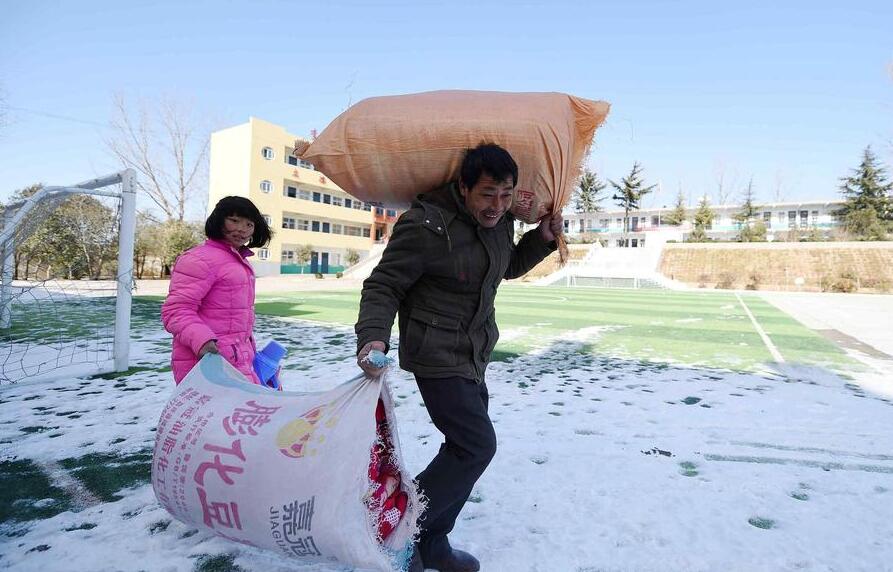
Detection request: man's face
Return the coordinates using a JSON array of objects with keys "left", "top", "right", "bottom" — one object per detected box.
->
[{"left": 460, "top": 173, "right": 515, "bottom": 228}]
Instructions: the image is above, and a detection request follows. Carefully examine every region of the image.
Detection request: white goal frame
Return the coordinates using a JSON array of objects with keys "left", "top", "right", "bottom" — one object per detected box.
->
[{"left": 0, "top": 169, "right": 137, "bottom": 380}]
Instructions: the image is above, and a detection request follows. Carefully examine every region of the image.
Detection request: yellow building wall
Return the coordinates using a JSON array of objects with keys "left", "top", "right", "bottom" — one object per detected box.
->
[
  {"left": 208, "top": 117, "right": 383, "bottom": 275},
  {"left": 208, "top": 122, "right": 251, "bottom": 208}
]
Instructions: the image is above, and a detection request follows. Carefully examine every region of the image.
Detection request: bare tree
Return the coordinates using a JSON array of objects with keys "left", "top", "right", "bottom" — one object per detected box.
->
[
  {"left": 772, "top": 170, "right": 786, "bottom": 203},
  {"left": 0, "top": 83, "right": 8, "bottom": 134},
  {"left": 712, "top": 160, "right": 739, "bottom": 206},
  {"left": 105, "top": 95, "right": 209, "bottom": 221},
  {"left": 888, "top": 61, "right": 893, "bottom": 156}
]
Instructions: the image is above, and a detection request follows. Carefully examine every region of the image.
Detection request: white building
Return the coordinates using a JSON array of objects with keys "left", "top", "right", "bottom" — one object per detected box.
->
[{"left": 562, "top": 199, "right": 845, "bottom": 247}]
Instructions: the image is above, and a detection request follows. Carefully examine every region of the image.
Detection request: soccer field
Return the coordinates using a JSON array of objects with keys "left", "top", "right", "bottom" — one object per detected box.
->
[
  {"left": 252, "top": 285, "right": 858, "bottom": 374},
  {"left": 3, "top": 288, "right": 889, "bottom": 572}
]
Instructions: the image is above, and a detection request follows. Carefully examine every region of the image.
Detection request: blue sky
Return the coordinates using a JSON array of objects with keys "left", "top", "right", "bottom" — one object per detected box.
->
[{"left": 1, "top": 0, "right": 891, "bottom": 217}]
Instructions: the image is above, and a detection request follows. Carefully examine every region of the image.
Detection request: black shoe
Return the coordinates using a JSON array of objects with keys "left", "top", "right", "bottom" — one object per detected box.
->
[
  {"left": 423, "top": 548, "right": 480, "bottom": 572},
  {"left": 407, "top": 545, "right": 425, "bottom": 572}
]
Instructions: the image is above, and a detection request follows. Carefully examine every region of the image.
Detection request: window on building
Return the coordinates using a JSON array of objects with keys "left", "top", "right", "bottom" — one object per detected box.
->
[
  {"left": 286, "top": 185, "right": 297, "bottom": 198},
  {"left": 616, "top": 218, "right": 622, "bottom": 227},
  {"left": 788, "top": 211, "right": 797, "bottom": 228},
  {"left": 322, "top": 222, "right": 330, "bottom": 233},
  {"left": 297, "top": 219, "right": 309, "bottom": 231},
  {"left": 323, "top": 194, "right": 331, "bottom": 205},
  {"left": 344, "top": 226, "right": 361, "bottom": 237},
  {"left": 262, "top": 214, "right": 272, "bottom": 226},
  {"left": 312, "top": 192, "right": 321, "bottom": 203},
  {"left": 299, "top": 189, "right": 311, "bottom": 200},
  {"left": 363, "top": 203, "right": 372, "bottom": 211},
  {"left": 282, "top": 217, "right": 296, "bottom": 230},
  {"left": 332, "top": 196, "right": 343, "bottom": 207},
  {"left": 651, "top": 215, "right": 659, "bottom": 227},
  {"left": 281, "top": 249, "right": 295, "bottom": 262},
  {"left": 763, "top": 211, "right": 771, "bottom": 228},
  {"left": 261, "top": 147, "right": 274, "bottom": 160},
  {"left": 799, "top": 210, "right": 809, "bottom": 229},
  {"left": 332, "top": 253, "right": 342, "bottom": 266},
  {"left": 811, "top": 210, "right": 819, "bottom": 226},
  {"left": 778, "top": 212, "right": 786, "bottom": 224},
  {"left": 311, "top": 221, "right": 320, "bottom": 232},
  {"left": 287, "top": 155, "right": 298, "bottom": 166},
  {"left": 353, "top": 201, "right": 364, "bottom": 210},
  {"left": 258, "top": 248, "right": 270, "bottom": 260},
  {"left": 375, "top": 207, "right": 384, "bottom": 216},
  {"left": 344, "top": 198, "right": 353, "bottom": 209},
  {"left": 331, "top": 223, "right": 342, "bottom": 234},
  {"left": 260, "top": 180, "right": 272, "bottom": 193},
  {"left": 299, "top": 159, "right": 315, "bottom": 170},
  {"left": 386, "top": 209, "right": 397, "bottom": 217},
  {"left": 362, "top": 227, "right": 371, "bottom": 237}
]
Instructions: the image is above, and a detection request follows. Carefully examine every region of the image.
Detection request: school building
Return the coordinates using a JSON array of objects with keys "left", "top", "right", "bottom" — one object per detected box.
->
[
  {"left": 562, "top": 199, "right": 846, "bottom": 247},
  {"left": 208, "top": 117, "right": 400, "bottom": 276}
]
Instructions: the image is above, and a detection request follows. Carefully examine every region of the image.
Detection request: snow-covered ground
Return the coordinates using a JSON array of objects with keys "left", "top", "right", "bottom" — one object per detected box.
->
[{"left": 2, "top": 306, "right": 893, "bottom": 572}]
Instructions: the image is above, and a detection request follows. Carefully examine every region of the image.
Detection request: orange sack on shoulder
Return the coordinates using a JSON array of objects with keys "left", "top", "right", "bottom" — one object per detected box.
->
[{"left": 296, "top": 90, "right": 610, "bottom": 227}]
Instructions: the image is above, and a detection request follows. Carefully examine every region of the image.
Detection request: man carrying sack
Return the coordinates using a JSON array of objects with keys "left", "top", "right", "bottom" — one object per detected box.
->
[{"left": 356, "top": 143, "right": 562, "bottom": 571}]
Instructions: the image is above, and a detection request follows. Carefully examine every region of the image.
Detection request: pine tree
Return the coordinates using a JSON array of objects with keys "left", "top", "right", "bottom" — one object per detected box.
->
[
  {"left": 689, "top": 196, "right": 715, "bottom": 242},
  {"left": 609, "top": 162, "right": 656, "bottom": 245},
  {"left": 574, "top": 168, "right": 607, "bottom": 213},
  {"left": 664, "top": 188, "right": 687, "bottom": 226},
  {"left": 734, "top": 178, "right": 766, "bottom": 242},
  {"left": 837, "top": 146, "right": 893, "bottom": 237}
]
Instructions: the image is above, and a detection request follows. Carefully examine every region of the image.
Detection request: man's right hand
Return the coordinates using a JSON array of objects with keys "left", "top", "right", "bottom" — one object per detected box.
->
[
  {"left": 198, "top": 340, "right": 219, "bottom": 357},
  {"left": 357, "top": 340, "right": 388, "bottom": 377}
]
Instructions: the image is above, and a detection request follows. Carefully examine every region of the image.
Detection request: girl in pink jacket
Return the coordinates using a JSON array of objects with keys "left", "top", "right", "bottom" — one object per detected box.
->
[{"left": 161, "top": 196, "right": 273, "bottom": 384}]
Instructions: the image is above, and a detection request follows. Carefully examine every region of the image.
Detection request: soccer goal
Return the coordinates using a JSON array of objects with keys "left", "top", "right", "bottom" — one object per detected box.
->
[{"left": 0, "top": 170, "right": 136, "bottom": 384}]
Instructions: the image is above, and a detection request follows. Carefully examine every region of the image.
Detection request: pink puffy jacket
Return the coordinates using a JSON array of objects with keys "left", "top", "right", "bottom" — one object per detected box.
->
[{"left": 161, "top": 239, "right": 260, "bottom": 384}]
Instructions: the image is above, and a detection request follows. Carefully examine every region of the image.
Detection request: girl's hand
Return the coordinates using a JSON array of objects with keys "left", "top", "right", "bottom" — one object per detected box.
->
[{"left": 199, "top": 340, "right": 219, "bottom": 357}]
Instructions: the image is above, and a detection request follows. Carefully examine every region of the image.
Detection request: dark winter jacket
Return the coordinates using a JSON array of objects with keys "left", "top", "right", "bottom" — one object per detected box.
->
[{"left": 355, "top": 183, "right": 556, "bottom": 381}]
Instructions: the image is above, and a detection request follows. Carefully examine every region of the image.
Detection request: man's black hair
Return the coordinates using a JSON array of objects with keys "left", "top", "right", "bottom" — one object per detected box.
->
[
  {"left": 204, "top": 196, "right": 273, "bottom": 248},
  {"left": 458, "top": 143, "right": 518, "bottom": 190}
]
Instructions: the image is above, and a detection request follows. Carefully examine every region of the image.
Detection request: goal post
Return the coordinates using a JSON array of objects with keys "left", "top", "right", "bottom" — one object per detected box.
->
[{"left": 0, "top": 169, "right": 136, "bottom": 383}]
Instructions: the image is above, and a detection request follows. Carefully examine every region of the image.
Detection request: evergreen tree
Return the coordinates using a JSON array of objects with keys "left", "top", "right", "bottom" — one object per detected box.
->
[
  {"left": 844, "top": 208, "right": 888, "bottom": 241},
  {"left": 837, "top": 146, "right": 893, "bottom": 238},
  {"left": 734, "top": 178, "right": 766, "bottom": 242},
  {"left": 664, "top": 188, "right": 687, "bottom": 226},
  {"left": 159, "top": 220, "right": 203, "bottom": 276},
  {"left": 689, "top": 196, "right": 716, "bottom": 242},
  {"left": 609, "top": 162, "right": 656, "bottom": 245},
  {"left": 574, "top": 168, "right": 606, "bottom": 213}
]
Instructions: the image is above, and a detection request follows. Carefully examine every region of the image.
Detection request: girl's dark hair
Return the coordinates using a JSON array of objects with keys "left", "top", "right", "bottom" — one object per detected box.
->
[
  {"left": 204, "top": 196, "right": 272, "bottom": 248},
  {"left": 459, "top": 142, "right": 518, "bottom": 190}
]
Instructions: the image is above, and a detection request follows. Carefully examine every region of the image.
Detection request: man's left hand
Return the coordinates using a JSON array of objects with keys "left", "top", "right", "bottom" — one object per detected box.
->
[{"left": 538, "top": 212, "right": 564, "bottom": 243}]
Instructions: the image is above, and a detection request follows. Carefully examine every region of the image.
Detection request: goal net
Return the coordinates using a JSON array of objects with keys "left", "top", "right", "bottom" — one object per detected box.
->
[{"left": 0, "top": 170, "right": 136, "bottom": 384}]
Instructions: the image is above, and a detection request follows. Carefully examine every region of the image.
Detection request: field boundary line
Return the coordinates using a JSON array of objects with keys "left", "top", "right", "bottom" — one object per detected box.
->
[
  {"left": 736, "top": 293, "right": 785, "bottom": 363},
  {"left": 38, "top": 460, "right": 102, "bottom": 509}
]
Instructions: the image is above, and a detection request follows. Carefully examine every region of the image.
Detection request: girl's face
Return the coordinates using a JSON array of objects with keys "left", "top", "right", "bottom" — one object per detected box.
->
[{"left": 222, "top": 214, "right": 255, "bottom": 248}]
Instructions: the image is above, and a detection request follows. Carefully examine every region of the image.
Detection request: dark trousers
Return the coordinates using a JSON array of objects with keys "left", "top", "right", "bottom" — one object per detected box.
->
[{"left": 414, "top": 375, "right": 497, "bottom": 562}]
